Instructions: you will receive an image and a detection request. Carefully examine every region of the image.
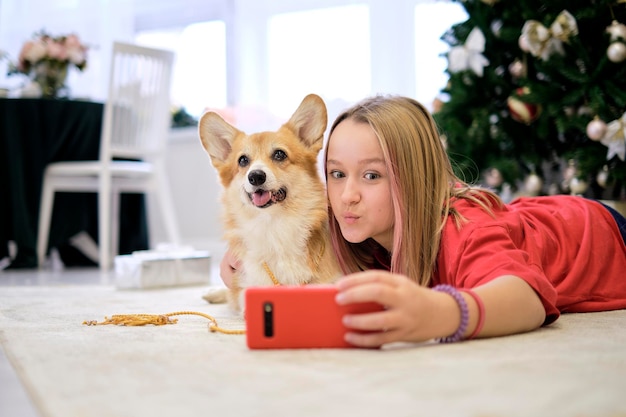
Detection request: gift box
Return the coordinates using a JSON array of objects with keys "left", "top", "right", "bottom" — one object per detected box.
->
[{"left": 114, "top": 246, "right": 211, "bottom": 289}]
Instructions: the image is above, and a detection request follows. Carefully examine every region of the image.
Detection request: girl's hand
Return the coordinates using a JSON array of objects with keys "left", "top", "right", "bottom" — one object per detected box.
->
[
  {"left": 335, "top": 271, "right": 546, "bottom": 348},
  {"left": 219, "top": 249, "right": 240, "bottom": 289},
  {"left": 335, "top": 270, "right": 456, "bottom": 348}
]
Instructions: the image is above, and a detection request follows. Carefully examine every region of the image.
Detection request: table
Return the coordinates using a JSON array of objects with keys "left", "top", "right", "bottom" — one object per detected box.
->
[{"left": 0, "top": 98, "right": 148, "bottom": 268}]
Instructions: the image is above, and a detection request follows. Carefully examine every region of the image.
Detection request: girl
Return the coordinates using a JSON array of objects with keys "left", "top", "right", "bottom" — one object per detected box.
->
[{"left": 221, "top": 95, "right": 626, "bottom": 348}]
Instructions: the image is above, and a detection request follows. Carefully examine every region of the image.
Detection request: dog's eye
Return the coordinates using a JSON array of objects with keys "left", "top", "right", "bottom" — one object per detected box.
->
[
  {"left": 238, "top": 155, "right": 249, "bottom": 167},
  {"left": 272, "top": 150, "right": 287, "bottom": 161}
]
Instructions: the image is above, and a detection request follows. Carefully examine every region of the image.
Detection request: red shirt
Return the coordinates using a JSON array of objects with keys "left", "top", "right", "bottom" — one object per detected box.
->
[{"left": 433, "top": 195, "right": 626, "bottom": 324}]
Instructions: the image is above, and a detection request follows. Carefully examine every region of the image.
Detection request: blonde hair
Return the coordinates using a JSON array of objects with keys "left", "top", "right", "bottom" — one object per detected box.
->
[{"left": 325, "top": 95, "right": 501, "bottom": 287}]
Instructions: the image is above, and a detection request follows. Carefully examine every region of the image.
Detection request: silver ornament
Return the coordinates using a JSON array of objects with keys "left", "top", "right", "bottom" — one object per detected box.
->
[
  {"left": 508, "top": 59, "right": 526, "bottom": 78},
  {"left": 518, "top": 35, "right": 531, "bottom": 53},
  {"left": 586, "top": 118, "right": 608, "bottom": 141},
  {"left": 596, "top": 166, "right": 609, "bottom": 188},
  {"left": 569, "top": 177, "right": 588, "bottom": 195},
  {"left": 524, "top": 173, "right": 543, "bottom": 196},
  {"left": 607, "top": 42, "right": 626, "bottom": 63}
]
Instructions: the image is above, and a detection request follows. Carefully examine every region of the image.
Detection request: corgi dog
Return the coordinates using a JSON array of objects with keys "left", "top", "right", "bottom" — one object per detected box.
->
[{"left": 198, "top": 94, "right": 341, "bottom": 312}]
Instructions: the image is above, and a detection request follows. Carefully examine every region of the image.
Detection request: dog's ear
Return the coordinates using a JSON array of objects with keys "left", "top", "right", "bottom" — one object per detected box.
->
[
  {"left": 198, "top": 112, "right": 241, "bottom": 164},
  {"left": 285, "top": 94, "right": 328, "bottom": 150}
]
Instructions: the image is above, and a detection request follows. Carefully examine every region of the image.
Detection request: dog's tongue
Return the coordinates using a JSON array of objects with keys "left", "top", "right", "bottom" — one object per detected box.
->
[{"left": 252, "top": 190, "right": 271, "bottom": 207}]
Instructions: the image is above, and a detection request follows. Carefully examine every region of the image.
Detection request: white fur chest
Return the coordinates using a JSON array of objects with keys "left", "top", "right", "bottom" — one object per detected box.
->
[{"left": 235, "top": 209, "right": 318, "bottom": 287}]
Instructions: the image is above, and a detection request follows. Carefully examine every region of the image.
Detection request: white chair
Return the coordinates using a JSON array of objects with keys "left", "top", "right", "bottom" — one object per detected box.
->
[{"left": 37, "top": 42, "right": 181, "bottom": 269}]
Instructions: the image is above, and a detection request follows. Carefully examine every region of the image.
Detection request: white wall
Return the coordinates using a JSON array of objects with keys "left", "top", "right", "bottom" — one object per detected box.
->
[{"left": 159, "top": 128, "right": 224, "bottom": 248}]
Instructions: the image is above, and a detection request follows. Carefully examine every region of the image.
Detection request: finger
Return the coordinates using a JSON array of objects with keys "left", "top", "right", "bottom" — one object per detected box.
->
[
  {"left": 344, "top": 329, "right": 396, "bottom": 348},
  {"left": 225, "top": 251, "right": 240, "bottom": 270},
  {"left": 336, "top": 271, "right": 402, "bottom": 291},
  {"left": 335, "top": 281, "right": 398, "bottom": 308},
  {"left": 342, "top": 310, "right": 392, "bottom": 332}
]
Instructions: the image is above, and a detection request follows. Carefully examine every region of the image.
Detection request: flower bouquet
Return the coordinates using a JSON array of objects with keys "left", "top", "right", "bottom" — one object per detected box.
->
[{"left": 7, "top": 30, "right": 88, "bottom": 98}]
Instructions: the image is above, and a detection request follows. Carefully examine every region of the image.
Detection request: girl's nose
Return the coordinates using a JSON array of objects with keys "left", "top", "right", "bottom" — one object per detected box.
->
[{"left": 341, "top": 178, "right": 360, "bottom": 204}]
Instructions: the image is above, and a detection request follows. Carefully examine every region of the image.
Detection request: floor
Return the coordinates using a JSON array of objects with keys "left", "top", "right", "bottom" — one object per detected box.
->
[
  {"left": 0, "top": 245, "right": 224, "bottom": 417},
  {"left": 0, "top": 268, "right": 110, "bottom": 417}
]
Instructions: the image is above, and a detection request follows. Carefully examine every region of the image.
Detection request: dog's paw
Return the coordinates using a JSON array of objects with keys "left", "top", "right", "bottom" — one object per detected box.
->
[{"left": 202, "top": 287, "right": 229, "bottom": 304}]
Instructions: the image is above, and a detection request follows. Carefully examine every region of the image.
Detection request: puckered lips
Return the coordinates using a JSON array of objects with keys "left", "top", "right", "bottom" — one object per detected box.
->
[{"left": 248, "top": 187, "right": 287, "bottom": 208}]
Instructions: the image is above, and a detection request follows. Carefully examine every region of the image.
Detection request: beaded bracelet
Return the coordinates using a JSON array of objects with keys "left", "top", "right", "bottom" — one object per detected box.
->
[
  {"left": 433, "top": 284, "right": 469, "bottom": 343},
  {"left": 462, "top": 289, "right": 485, "bottom": 340}
]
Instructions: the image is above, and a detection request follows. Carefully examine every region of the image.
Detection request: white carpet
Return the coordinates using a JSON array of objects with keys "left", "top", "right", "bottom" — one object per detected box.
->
[{"left": 1, "top": 284, "right": 625, "bottom": 417}]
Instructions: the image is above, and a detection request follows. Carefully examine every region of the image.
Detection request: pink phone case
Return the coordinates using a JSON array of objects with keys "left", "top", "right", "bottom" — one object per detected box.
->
[{"left": 245, "top": 285, "right": 383, "bottom": 349}]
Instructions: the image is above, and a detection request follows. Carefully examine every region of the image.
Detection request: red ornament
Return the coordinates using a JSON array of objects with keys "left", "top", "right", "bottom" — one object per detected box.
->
[{"left": 507, "top": 87, "right": 541, "bottom": 124}]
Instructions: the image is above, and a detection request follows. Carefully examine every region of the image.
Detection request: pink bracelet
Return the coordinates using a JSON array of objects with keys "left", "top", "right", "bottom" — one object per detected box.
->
[
  {"left": 433, "top": 284, "right": 468, "bottom": 343},
  {"left": 462, "top": 289, "right": 485, "bottom": 340}
]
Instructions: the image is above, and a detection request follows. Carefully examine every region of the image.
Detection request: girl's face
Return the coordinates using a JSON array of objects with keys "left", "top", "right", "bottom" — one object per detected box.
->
[{"left": 326, "top": 118, "right": 395, "bottom": 252}]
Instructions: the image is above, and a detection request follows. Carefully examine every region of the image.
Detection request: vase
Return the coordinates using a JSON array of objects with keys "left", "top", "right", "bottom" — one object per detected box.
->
[{"left": 32, "top": 60, "right": 69, "bottom": 98}]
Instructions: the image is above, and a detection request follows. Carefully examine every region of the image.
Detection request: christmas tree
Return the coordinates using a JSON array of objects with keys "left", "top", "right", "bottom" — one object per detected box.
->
[{"left": 434, "top": 0, "right": 626, "bottom": 201}]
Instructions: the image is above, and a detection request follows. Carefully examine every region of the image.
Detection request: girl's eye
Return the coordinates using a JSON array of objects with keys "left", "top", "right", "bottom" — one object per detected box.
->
[
  {"left": 238, "top": 155, "right": 249, "bottom": 167},
  {"left": 273, "top": 149, "right": 287, "bottom": 161},
  {"left": 364, "top": 172, "right": 380, "bottom": 180},
  {"left": 329, "top": 170, "right": 344, "bottom": 179}
]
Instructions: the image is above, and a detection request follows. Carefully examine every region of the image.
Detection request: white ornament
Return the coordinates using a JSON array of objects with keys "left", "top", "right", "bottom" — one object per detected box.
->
[
  {"left": 562, "top": 159, "right": 577, "bottom": 182},
  {"left": 607, "top": 42, "right": 626, "bottom": 63},
  {"left": 524, "top": 173, "right": 543, "bottom": 196},
  {"left": 448, "top": 27, "right": 490, "bottom": 77},
  {"left": 599, "top": 112, "right": 626, "bottom": 161},
  {"left": 491, "top": 20, "right": 503, "bottom": 37},
  {"left": 520, "top": 10, "right": 578, "bottom": 60},
  {"left": 508, "top": 59, "right": 526, "bottom": 78},
  {"left": 606, "top": 20, "right": 626, "bottom": 42},
  {"left": 586, "top": 118, "right": 608, "bottom": 141},
  {"left": 561, "top": 159, "right": 577, "bottom": 192},
  {"left": 569, "top": 177, "right": 588, "bottom": 195},
  {"left": 596, "top": 166, "right": 609, "bottom": 188},
  {"left": 518, "top": 35, "right": 531, "bottom": 52},
  {"left": 577, "top": 106, "right": 593, "bottom": 117}
]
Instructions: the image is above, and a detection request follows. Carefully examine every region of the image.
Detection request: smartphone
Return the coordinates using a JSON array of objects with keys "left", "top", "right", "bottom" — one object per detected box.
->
[{"left": 245, "top": 285, "right": 383, "bottom": 349}]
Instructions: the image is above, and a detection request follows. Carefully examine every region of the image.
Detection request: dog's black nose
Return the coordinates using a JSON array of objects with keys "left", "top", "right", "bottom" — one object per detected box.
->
[{"left": 248, "top": 170, "right": 266, "bottom": 186}]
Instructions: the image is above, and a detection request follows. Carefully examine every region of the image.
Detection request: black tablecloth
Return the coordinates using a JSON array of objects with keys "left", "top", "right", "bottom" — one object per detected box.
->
[{"left": 0, "top": 98, "right": 148, "bottom": 268}]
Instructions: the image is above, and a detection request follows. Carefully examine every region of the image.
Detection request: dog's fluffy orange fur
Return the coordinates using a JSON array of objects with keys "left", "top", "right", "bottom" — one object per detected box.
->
[{"left": 198, "top": 94, "right": 341, "bottom": 312}]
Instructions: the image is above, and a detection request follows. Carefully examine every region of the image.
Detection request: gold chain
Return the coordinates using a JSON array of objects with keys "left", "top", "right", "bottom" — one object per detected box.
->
[{"left": 83, "top": 311, "right": 245, "bottom": 334}]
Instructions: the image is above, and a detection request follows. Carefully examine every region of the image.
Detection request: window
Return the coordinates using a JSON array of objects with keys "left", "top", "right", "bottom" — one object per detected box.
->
[
  {"left": 267, "top": 5, "right": 370, "bottom": 119},
  {"left": 135, "top": 20, "right": 227, "bottom": 118},
  {"left": 414, "top": 2, "right": 467, "bottom": 111}
]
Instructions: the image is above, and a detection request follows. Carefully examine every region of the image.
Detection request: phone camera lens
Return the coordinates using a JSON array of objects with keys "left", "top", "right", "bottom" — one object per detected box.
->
[{"left": 263, "top": 302, "right": 274, "bottom": 337}]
